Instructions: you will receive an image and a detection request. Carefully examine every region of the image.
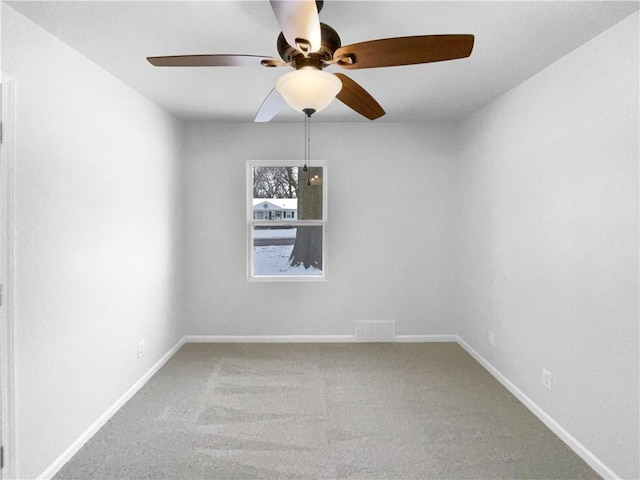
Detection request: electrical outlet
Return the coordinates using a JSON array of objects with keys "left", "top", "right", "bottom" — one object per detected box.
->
[
  {"left": 488, "top": 331, "right": 496, "bottom": 347},
  {"left": 542, "top": 368, "right": 553, "bottom": 390},
  {"left": 137, "top": 340, "right": 145, "bottom": 359}
]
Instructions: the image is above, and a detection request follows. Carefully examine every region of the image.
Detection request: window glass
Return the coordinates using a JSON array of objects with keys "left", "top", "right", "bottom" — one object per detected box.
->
[{"left": 248, "top": 162, "right": 327, "bottom": 281}]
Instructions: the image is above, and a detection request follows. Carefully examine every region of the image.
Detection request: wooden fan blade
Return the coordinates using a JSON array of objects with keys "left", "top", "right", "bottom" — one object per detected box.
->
[
  {"left": 147, "top": 54, "right": 284, "bottom": 67},
  {"left": 270, "top": 0, "right": 321, "bottom": 52},
  {"left": 255, "top": 88, "right": 287, "bottom": 122},
  {"left": 334, "top": 73, "right": 385, "bottom": 120},
  {"left": 334, "top": 34, "right": 474, "bottom": 70}
]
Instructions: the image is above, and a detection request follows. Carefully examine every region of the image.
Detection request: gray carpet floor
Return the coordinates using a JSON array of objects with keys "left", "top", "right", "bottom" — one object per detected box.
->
[{"left": 54, "top": 343, "right": 600, "bottom": 479}]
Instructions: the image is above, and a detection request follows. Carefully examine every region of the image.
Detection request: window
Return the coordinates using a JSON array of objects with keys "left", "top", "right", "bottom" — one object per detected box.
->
[{"left": 247, "top": 160, "right": 327, "bottom": 281}]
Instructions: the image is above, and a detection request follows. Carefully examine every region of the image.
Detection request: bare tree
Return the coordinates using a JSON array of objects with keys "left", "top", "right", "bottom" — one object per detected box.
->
[
  {"left": 289, "top": 167, "right": 323, "bottom": 269},
  {"left": 253, "top": 167, "right": 298, "bottom": 199}
]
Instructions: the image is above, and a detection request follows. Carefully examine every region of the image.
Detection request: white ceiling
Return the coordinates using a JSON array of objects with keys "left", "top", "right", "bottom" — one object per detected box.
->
[{"left": 6, "top": 0, "right": 639, "bottom": 123}]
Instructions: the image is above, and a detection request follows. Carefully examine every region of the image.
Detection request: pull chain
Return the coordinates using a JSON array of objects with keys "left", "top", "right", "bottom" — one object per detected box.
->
[
  {"left": 306, "top": 113, "right": 311, "bottom": 185},
  {"left": 303, "top": 113, "right": 309, "bottom": 172},
  {"left": 302, "top": 108, "right": 315, "bottom": 186}
]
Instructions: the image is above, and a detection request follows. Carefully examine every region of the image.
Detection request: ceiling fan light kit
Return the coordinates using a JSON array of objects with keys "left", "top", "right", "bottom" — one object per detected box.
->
[
  {"left": 147, "top": 0, "right": 474, "bottom": 121},
  {"left": 275, "top": 68, "right": 342, "bottom": 114}
]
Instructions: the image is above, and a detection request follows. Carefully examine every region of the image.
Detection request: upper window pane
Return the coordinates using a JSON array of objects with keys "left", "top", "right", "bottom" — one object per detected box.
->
[{"left": 252, "top": 166, "right": 323, "bottom": 220}]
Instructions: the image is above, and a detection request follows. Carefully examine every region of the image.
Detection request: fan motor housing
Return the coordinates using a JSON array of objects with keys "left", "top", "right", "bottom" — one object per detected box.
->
[{"left": 277, "top": 22, "right": 341, "bottom": 68}]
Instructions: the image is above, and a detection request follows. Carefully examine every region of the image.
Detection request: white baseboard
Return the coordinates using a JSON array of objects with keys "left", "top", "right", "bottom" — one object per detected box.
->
[
  {"left": 456, "top": 336, "right": 620, "bottom": 480},
  {"left": 184, "top": 334, "right": 356, "bottom": 343},
  {"left": 184, "top": 335, "right": 459, "bottom": 344},
  {"left": 395, "top": 334, "right": 458, "bottom": 343},
  {"left": 37, "top": 336, "right": 186, "bottom": 480}
]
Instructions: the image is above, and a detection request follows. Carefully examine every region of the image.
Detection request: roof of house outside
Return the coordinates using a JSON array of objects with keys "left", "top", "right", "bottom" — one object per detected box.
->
[{"left": 253, "top": 199, "right": 298, "bottom": 210}]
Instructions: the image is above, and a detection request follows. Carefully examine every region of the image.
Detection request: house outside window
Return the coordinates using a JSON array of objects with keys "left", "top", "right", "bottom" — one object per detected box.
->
[
  {"left": 247, "top": 160, "right": 327, "bottom": 281},
  {"left": 252, "top": 199, "right": 297, "bottom": 220}
]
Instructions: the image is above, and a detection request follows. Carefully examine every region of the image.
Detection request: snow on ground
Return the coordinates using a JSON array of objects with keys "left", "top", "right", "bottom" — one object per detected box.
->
[
  {"left": 253, "top": 244, "right": 322, "bottom": 276},
  {"left": 252, "top": 227, "right": 322, "bottom": 276}
]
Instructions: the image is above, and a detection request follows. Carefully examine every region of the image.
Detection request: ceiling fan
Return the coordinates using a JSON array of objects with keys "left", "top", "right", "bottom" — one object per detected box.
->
[{"left": 147, "top": 0, "right": 474, "bottom": 121}]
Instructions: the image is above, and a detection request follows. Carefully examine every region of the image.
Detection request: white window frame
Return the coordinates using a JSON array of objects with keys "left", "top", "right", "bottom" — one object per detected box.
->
[{"left": 247, "top": 160, "right": 327, "bottom": 282}]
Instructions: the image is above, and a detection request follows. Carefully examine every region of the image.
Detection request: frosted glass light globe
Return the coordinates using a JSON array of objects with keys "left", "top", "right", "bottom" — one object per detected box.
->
[{"left": 275, "top": 69, "right": 342, "bottom": 114}]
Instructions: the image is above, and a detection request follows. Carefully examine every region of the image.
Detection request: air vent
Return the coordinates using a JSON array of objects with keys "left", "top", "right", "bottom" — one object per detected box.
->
[{"left": 355, "top": 321, "right": 395, "bottom": 342}]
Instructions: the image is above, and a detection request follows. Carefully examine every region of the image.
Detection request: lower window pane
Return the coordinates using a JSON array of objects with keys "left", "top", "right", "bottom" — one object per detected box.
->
[{"left": 253, "top": 226, "right": 323, "bottom": 277}]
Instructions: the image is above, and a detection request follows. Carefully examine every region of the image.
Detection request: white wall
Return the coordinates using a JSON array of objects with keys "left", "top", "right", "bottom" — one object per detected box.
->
[
  {"left": 456, "top": 12, "right": 639, "bottom": 479},
  {"left": 1, "top": 6, "right": 185, "bottom": 479},
  {"left": 183, "top": 122, "right": 458, "bottom": 337}
]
